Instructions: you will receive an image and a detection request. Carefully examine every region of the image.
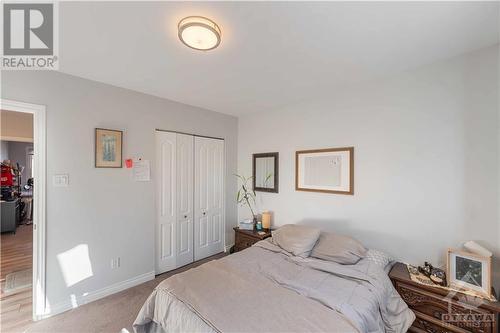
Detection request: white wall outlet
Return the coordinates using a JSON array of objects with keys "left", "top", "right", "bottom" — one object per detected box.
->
[
  {"left": 53, "top": 174, "right": 69, "bottom": 187},
  {"left": 110, "top": 257, "right": 121, "bottom": 269}
]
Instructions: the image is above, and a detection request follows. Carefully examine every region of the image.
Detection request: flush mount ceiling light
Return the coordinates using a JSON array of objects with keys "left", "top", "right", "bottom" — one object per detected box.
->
[{"left": 178, "top": 16, "right": 221, "bottom": 51}]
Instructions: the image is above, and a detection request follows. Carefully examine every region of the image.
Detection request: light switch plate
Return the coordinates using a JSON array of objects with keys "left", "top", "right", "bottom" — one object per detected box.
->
[{"left": 53, "top": 174, "right": 69, "bottom": 187}]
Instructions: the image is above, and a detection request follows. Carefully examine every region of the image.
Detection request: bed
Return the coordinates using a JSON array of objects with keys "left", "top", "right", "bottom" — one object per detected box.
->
[{"left": 134, "top": 235, "right": 415, "bottom": 333}]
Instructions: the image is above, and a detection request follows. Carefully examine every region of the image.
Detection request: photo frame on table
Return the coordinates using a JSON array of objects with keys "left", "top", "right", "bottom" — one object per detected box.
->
[
  {"left": 295, "top": 147, "right": 354, "bottom": 195},
  {"left": 95, "top": 128, "right": 123, "bottom": 168},
  {"left": 447, "top": 248, "right": 492, "bottom": 298}
]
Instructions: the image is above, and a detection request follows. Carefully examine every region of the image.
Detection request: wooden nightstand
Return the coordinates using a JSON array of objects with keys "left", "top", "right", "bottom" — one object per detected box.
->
[
  {"left": 233, "top": 227, "right": 272, "bottom": 253},
  {"left": 389, "top": 262, "right": 500, "bottom": 333}
]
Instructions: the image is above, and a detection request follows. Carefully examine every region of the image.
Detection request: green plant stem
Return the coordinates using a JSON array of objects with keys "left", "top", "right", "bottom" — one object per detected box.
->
[{"left": 244, "top": 196, "right": 255, "bottom": 219}]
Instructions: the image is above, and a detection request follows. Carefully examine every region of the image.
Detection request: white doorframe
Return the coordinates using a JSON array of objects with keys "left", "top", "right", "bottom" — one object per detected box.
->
[{"left": 1, "top": 99, "right": 47, "bottom": 321}]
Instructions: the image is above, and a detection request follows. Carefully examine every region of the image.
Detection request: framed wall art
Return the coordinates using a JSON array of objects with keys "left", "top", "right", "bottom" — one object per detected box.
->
[
  {"left": 95, "top": 128, "right": 123, "bottom": 168},
  {"left": 295, "top": 147, "right": 354, "bottom": 195},
  {"left": 447, "top": 248, "right": 492, "bottom": 298}
]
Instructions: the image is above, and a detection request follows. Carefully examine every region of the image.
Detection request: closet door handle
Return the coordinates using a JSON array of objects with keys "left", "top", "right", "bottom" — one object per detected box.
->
[
  {"left": 202, "top": 212, "right": 206, "bottom": 216},
  {"left": 184, "top": 215, "right": 188, "bottom": 219}
]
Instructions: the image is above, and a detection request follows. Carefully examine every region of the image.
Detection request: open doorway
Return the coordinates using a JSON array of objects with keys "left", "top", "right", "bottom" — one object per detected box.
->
[
  {"left": 0, "top": 100, "right": 46, "bottom": 331},
  {"left": 1, "top": 110, "right": 34, "bottom": 331}
]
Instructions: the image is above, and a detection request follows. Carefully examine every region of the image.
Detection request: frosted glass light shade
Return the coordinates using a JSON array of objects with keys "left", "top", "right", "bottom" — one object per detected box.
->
[
  {"left": 261, "top": 211, "right": 272, "bottom": 229},
  {"left": 178, "top": 16, "right": 221, "bottom": 51}
]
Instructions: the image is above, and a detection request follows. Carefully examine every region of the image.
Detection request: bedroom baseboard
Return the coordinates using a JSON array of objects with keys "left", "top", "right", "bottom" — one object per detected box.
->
[
  {"left": 37, "top": 271, "right": 155, "bottom": 320},
  {"left": 224, "top": 244, "right": 234, "bottom": 253}
]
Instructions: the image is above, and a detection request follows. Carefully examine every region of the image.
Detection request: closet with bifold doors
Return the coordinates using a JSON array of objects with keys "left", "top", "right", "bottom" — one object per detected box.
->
[{"left": 155, "top": 130, "right": 224, "bottom": 274}]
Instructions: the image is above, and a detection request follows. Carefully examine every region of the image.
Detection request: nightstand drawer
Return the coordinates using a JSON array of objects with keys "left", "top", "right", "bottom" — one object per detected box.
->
[
  {"left": 233, "top": 227, "right": 272, "bottom": 253},
  {"left": 396, "top": 282, "right": 494, "bottom": 333},
  {"left": 412, "top": 311, "right": 465, "bottom": 333},
  {"left": 234, "top": 233, "right": 259, "bottom": 251}
]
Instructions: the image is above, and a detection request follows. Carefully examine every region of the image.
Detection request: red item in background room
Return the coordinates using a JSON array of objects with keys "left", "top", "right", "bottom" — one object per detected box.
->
[{"left": 1, "top": 164, "right": 14, "bottom": 186}]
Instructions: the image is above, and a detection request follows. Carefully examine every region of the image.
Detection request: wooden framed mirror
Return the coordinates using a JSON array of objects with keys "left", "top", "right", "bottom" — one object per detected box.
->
[{"left": 252, "top": 152, "right": 279, "bottom": 193}]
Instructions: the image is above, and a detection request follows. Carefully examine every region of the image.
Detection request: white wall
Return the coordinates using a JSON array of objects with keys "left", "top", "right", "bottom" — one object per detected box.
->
[
  {"left": 0, "top": 110, "right": 34, "bottom": 142},
  {"left": 496, "top": 7, "right": 500, "bottom": 295},
  {"left": 238, "top": 46, "right": 500, "bottom": 293},
  {"left": 1, "top": 71, "right": 238, "bottom": 314}
]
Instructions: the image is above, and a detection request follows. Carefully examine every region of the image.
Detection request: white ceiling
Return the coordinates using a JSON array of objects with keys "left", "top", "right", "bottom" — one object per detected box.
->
[{"left": 59, "top": 1, "right": 499, "bottom": 116}]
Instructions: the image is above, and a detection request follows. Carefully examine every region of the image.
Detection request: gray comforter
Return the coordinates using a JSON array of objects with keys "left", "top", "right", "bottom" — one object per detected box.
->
[{"left": 134, "top": 240, "right": 415, "bottom": 333}]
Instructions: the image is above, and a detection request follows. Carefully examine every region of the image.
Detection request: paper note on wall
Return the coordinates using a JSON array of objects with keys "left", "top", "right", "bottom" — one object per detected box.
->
[{"left": 133, "top": 160, "right": 151, "bottom": 181}]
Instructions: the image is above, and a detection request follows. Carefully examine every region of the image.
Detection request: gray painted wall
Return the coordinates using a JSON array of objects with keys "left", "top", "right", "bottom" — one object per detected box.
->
[
  {"left": 1, "top": 71, "right": 238, "bottom": 313},
  {"left": 0, "top": 141, "right": 9, "bottom": 162},
  {"left": 238, "top": 46, "right": 500, "bottom": 294}
]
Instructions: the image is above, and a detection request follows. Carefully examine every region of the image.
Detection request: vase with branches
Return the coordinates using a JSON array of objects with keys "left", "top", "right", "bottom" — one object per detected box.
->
[{"left": 235, "top": 174, "right": 257, "bottom": 222}]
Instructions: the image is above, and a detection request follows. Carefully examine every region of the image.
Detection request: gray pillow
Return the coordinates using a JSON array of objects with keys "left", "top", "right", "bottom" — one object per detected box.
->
[
  {"left": 271, "top": 224, "right": 321, "bottom": 257},
  {"left": 310, "top": 232, "right": 367, "bottom": 264}
]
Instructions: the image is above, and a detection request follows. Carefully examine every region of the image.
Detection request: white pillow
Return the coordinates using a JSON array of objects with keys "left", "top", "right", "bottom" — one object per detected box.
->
[
  {"left": 365, "top": 249, "right": 395, "bottom": 269},
  {"left": 271, "top": 224, "right": 321, "bottom": 257}
]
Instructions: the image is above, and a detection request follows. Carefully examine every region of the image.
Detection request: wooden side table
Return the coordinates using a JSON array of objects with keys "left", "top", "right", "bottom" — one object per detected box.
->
[
  {"left": 233, "top": 227, "right": 272, "bottom": 253},
  {"left": 389, "top": 262, "right": 500, "bottom": 333}
]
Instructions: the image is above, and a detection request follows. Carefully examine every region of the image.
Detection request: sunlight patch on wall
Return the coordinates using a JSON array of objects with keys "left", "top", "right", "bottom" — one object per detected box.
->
[{"left": 57, "top": 244, "right": 93, "bottom": 287}]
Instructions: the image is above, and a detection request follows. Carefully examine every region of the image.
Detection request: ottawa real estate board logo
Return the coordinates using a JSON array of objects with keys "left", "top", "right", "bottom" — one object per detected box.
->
[{"left": 2, "top": 2, "right": 58, "bottom": 70}]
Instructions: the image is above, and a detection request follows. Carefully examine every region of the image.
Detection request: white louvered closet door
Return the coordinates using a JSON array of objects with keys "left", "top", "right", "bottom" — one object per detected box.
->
[
  {"left": 194, "top": 137, "right": 225, "bottom": 261},
  {"left": 155, "top": 131, "right": 177, "bottom": 274}
]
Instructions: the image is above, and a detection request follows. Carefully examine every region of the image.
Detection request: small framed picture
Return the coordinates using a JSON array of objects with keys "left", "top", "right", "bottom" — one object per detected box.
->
[
  {"left": 447, "top": 248, "right": 491, "bottom": 297},
  {"left": 295, "top": 147, "right": 354, "bottom": 195},
  {"left": 95, "top": 128, "right": 123, "bottom": 168}
]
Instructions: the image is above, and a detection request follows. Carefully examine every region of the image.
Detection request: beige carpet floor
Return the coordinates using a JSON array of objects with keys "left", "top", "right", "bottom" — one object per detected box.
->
[{"left": 9, "top": 252, "right": 227, "bottom": 333}]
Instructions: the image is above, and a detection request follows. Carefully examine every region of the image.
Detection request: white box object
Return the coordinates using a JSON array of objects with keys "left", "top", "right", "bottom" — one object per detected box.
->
[
  {"left": 239, "top": 219, "right": 254, "bottom": 230},
  {"left": 463, "top": 241, "right": 492, "bottom": 257}
]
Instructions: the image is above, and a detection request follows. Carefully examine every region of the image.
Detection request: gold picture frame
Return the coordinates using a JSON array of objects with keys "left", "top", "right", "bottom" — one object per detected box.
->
[
  {"left": 95, "top": 128, "right": 123, "bottom": 168},
  {"left": 295, "top": 147, "right": 354, "bottom": 195}
]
